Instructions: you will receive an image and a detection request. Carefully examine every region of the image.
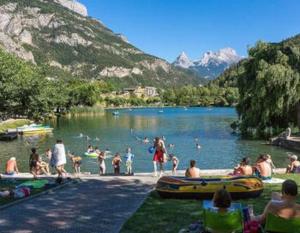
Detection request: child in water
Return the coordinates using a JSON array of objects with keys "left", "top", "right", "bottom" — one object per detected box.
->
[{"left": 112, "top": 153, "right": 122, "bottom": 175}]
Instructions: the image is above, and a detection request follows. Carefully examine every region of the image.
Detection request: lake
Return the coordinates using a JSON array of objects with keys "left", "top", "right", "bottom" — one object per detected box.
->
[{"left": 0, "top": 107, "right": 296, "bottom": 174}]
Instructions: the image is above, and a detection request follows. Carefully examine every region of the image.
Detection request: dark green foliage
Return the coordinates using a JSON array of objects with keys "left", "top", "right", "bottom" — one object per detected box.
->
[
  {"left": 161, "top": 85, "right": 239, "bottom": 107},
  {"left": 214, "top": 35, "right": 300, "bottom": 138},
  {"left": 0, "top": 48, "right": 64, "bottom": 119}
]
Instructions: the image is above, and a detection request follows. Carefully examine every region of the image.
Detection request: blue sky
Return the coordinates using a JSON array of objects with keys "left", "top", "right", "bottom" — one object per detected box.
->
[{"left": 80, "top": 0, "right": 300, "bottom": 62}]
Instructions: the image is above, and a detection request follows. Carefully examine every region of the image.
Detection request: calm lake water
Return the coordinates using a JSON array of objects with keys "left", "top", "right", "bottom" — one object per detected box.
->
[{"left": 0, "top": 107, "right": 297, "bottom": 174}]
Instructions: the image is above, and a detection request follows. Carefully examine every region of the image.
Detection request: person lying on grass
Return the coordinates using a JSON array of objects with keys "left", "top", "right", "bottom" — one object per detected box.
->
[{"left": 254, "top": 179, "right": 300, "bottom": 223}]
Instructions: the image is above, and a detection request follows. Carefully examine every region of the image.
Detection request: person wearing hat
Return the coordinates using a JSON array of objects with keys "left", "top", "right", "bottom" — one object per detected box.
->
[
  {"left": 286, "top": 155, "right": 300, "bottom": 173},
  {"left": 5, "top": 157, "right": 19, "bottom": 175}
]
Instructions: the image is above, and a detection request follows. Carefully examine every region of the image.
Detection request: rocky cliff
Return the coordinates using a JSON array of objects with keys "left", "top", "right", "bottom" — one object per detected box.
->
[
  {"left": 54, "top": 0, "right": 88, "bottom": 16},
  {"left": 0, "top": 0, "right": 204, "bottom": 87}
]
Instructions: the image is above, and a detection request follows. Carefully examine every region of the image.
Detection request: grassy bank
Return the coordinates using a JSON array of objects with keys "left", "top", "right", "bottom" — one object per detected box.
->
[
  {"left": 120, "top": 174, "right": 300, "bottom": 233},
  {"left": 0, "top": 119, "right": 31, "bottom": 133}
]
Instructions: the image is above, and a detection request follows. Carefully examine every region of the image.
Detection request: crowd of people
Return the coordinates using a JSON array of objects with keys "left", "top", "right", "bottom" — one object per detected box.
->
[
  {"left": 183, "top": 153, "right": 300, "bottom": 179},
  {"left": 1, "top": 136, "right": 300, "bottom": 180}
]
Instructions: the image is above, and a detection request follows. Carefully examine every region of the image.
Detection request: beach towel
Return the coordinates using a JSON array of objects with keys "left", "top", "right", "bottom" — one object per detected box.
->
[{"left": 263, "top": 178, "right": 285, "bottom": 184}]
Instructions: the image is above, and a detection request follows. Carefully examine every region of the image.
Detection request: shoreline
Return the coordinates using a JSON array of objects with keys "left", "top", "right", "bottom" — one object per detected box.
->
[
  {"left": 104, "top": 105, "right": 231, "bottom": 110},
  {"left": 0, "top": 168, "right": 286, "bottom": 179}
]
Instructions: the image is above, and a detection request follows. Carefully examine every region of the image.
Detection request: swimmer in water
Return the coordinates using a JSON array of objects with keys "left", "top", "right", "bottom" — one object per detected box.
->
[
  {"left": 168, "top": 144, "right": 175, "bottom": 148},
  {"left": 143, "top": 137, "right": 150, "bottom": 144},
  {"left": 196, "top": 143, "right": 201, "bottom": 149}
]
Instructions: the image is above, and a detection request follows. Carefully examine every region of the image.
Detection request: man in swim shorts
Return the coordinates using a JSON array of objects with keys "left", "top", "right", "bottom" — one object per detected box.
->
[{"left": 254, "top": 154, "right": 272, "bottom": 180}]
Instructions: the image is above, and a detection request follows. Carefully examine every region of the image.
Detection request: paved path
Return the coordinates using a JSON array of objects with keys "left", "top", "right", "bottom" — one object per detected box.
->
[{"left": 0, "top": 176, "right": 157, "bottom": 233}]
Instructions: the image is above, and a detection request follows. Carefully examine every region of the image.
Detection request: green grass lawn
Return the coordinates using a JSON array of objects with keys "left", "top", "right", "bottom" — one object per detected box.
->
[{"left": 120, "top": 174, "right": 300, "bottom": 233}]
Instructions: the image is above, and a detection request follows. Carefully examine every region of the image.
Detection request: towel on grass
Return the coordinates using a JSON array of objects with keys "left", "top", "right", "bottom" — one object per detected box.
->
[{"left": 263, "top": 178, "right": 285, "bottom": 184}]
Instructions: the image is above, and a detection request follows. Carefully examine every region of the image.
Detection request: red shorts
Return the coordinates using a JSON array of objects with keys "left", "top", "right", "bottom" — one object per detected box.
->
[{"left": 153, "top": 150, "right": 164, "bottom": 162}]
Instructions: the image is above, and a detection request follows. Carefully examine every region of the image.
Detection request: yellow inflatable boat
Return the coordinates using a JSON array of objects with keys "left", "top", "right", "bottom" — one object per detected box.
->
[{"left": 156, "top": 176, "right": 264, "bottom": 199}]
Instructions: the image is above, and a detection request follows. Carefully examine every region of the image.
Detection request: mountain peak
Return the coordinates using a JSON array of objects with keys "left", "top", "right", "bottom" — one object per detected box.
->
[
  {"left": 173, "top": 51, "right": 193, "bottom": 69},
  {"left": 198, "top": 47, "right": 240, "bottom": 66},
  {"left": 173, "top": 48, "right": 242, "bottom": 79}
]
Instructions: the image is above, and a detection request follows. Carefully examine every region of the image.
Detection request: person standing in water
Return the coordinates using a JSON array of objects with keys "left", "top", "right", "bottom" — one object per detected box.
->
[{"left": 152, "top": 137, "right": 167, "bottom": 177}]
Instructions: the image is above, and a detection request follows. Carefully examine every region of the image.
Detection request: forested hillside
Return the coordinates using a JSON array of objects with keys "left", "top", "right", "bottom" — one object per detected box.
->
[{"left": 0, "top": 0, "right": 205, "bottom": 88}]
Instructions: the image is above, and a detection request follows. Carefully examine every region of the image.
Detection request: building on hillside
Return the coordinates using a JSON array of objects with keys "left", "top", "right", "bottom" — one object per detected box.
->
[
  {"left": 144, "top": 86, "right": 158, "bottom": 97},
  {"left": 122, "top": 86, "right": 158, "bottom": 98}
]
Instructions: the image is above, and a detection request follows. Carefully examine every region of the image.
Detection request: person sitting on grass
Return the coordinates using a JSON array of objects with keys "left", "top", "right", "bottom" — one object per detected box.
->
[
  {"left": 212, "top": 188, "right": 232, "bottom": 213},
  {"left": 254, "top": 154, "right": 272, "bottom": 180},
  {"left": 286, "top": 155, "right": 300, "bottom": 174},
  {"left": 254, "top": 179, "right": 300, "bottom": 224},
  {"left": 233, "top": 157, "right": 253, "bottom": 176},
  {"left": 5, "top": 157, "right": 19, "bottom": 175},
  {"left": 185, "top": 160, "right": 200, "bottom": 178}
]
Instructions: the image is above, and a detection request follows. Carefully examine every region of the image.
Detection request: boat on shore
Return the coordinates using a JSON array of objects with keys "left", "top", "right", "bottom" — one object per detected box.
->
[
  {"left": 17, "top": 124, "right": 53, "bottom": 135},
  {"left": 0, "top": 132, "right": 18, "bottom": 141},
  {"left": 112, "top": 111, "right": 120, "bottom": 116},
  {"left": 156, "top": 176, "right": 264, "bottom": 199}
]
